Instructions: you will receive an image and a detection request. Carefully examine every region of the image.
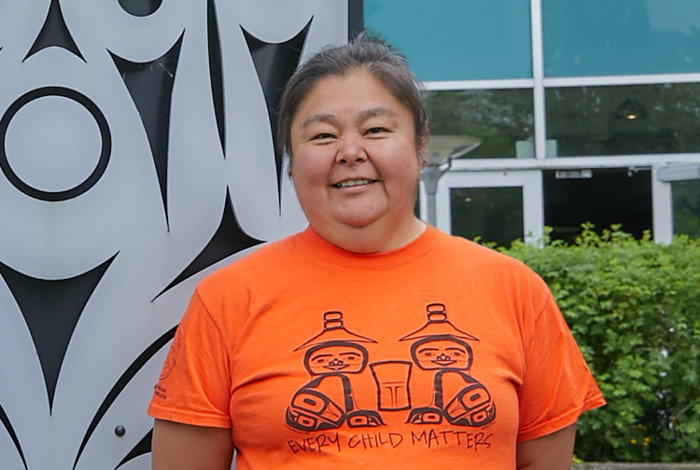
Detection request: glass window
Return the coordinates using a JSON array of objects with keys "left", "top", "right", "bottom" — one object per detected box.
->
[
  {"left": 543, "top": 168, "right": 652, "bottom": 241},
  {"left": 364, "top": 0, "right": 532, "bottom": 81},
  {"left": 450, "top": 187, "right": 523, "bottom": 247},
  {"left": 672, "top": 180, "right": 700, "bottom": 238},
  {"left": 426, "top": 89, "right": 534, "bottom": 159},
  {"left": 545, "top": 84, "right": 700, "bottom": 157},
  {"left": 543, "top": 0, "right": 700, "bottom": 77}
]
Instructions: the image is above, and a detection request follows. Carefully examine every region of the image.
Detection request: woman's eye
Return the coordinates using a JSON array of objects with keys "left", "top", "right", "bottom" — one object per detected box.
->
[
  {"left": 313, "top": 133, "right": 334, "bottom": 140},
  {"left": 366, "top": 127, "right": 385, "bottom": 135}
]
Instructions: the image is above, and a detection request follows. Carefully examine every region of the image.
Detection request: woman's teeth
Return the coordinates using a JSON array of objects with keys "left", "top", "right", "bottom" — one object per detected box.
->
[{"left": 334, "top": 179, "right": 375, "bottom": 188}]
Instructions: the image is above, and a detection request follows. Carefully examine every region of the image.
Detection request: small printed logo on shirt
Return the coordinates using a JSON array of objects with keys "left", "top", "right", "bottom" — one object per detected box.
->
[{"left": 154, "top": 384, "right": 167, "bottom": 400}]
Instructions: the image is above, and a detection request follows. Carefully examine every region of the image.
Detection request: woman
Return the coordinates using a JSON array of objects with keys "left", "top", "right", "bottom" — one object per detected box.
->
[{"left": 149, "top": 35, "right": 604, "bottom": 469}]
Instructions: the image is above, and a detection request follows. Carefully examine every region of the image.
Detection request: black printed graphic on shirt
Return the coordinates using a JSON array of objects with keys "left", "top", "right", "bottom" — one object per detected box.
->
[
  {"left": 285, "top": 311, "right": 384, "bottom": 432},
  {"left": 285, "top": 304, "right": 496, "bottom": 433},
  {"left": 399, "top": 303, "right": 496, "bottom": 427}
]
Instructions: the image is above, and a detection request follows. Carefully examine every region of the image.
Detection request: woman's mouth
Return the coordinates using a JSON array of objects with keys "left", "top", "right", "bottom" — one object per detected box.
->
[{"left": 333, "top": 179, "right": 376, "bottom": 188}]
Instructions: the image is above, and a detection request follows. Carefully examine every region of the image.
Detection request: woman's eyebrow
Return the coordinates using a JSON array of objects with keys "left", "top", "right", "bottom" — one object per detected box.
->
[
  {"left": 302, "top": 113, "right": 338, "bottom": 127},
  {"left": 301, "top": 107, "right": 396, "bottom": 128},
  {"left": 358, "top": 107, "right": 396, "bottom": 121}
]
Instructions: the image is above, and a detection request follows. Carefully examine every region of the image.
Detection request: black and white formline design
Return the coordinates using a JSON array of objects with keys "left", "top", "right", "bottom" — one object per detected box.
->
[
  {"left": 243, "top": 19, "right": 312, "bottom": 210},
  {"left": 73, "top": 327, "right": 177, "bottom": 470},
  {"left": 153, "top": 188, "right": 264, "bottom": 301},
  {"left": 207, "top": 0, "right": 226, "bottom": 158},
  {"left": 115, "top": 429, "right": 153, "bottom": 470},
  {"left": 0, "top": 87, "right": 112, "bottom": 202},
  {"left": 118, "top": 0, "right": 163, "bottom": 18},
  {"left": 0, "top": 255, "right": 118, "bottom": 413},
  {"left": 24, "top": 0, "right": 84, "bottom": 62},
  {"left": 109, "top": 34, "right": 185, "bottom": 231},
  {"left": 0, "top": 2, "right": 347, "bottom": 468},
  {"left": 0, "top": 403, "right": 28, "bottom": 470}
]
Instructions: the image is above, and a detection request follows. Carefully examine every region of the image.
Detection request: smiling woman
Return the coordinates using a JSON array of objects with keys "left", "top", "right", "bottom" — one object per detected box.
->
[
  {"left": 288, "top": 69, "right": 425, "bottom": 253},
  {"left": 148, "top": 35, "right": 604, "bottom": 470}
]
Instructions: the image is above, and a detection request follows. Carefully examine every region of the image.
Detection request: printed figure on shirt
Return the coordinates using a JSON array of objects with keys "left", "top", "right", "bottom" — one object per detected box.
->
[
  {"left": 401, "top": 303, "right": 496, "bottom": 427},
  {"left": 286, "top": 311, "right": 385, "bottom": 432}
]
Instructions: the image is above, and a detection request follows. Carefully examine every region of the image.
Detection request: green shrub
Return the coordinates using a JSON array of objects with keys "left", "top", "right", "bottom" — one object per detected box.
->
[{"left": 500, "top": 224, "right": 700, "bottom": 462}]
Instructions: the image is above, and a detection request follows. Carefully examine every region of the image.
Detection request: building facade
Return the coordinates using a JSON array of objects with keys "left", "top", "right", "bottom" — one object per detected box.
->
[{"left": 367, "top": 0, "right": 700, "bottom": 245}]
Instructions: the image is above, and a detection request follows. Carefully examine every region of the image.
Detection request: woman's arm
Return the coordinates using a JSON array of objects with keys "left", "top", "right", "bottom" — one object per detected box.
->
[
  {"left": 152, "top": 419, "right": 234, "bottom": 470},
  {"left": 516, "top": 422, "right": 577, "bottom": 470}
]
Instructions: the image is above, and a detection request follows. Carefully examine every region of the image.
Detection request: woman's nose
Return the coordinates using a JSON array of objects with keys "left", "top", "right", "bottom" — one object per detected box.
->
[{"left": 336, "top": 135, "right": 367, "bottom": 164}]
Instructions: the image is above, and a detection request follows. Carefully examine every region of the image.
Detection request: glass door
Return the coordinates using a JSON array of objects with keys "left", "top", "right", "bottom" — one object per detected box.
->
[{"left": 422, "top": 170, "right": 543, "bottom": 247}]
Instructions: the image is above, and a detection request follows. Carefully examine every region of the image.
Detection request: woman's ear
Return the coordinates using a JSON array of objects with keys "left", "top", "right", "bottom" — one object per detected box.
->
[
  {"left": 286, "top": 153, "right": 294, "bottom": 179},
  {"left": 418, "top": 121, "right": 429, "bottom": 164}
]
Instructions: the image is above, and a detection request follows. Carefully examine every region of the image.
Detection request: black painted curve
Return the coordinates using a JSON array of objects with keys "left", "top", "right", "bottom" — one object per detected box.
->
[
  {"left": 115, "top": 429, "right": 153, "bottom": 469},
  {"left": 118, "top": 0, "right": 163, "bottom": 17},
  {"left": 0, "top": 254, "right": 117, "bottom": 413},
  {"left": 73, "top": 327, "right": 176, "bottom": 470},
  {"left": 109, "top": 33, "right": 184, "bottom": 231},
  {"left": 207, "top": 0, "right": 226, "bottom": 157},
  {"left": 153, "top": 188, "right": 263, "bottom": 301},
  {"left": 0, "top": 403, "right": 28, "bottom": 470},
  {"left": 25, "top": 0, "right": 84, "bottom": 61},
  {"left": 0, "top": 86, "right": 112, "bottom": 202},
  {"left": 242, "top": 19, "right": 312, "bottom": 210}
]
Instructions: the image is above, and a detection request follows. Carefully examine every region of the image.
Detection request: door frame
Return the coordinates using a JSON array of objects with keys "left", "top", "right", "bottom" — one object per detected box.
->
[{"left": 420, "top": 169, "right": 544, "bottom": 244}]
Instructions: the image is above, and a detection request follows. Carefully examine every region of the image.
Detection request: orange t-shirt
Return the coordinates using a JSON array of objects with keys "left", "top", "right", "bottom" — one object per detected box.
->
[{"left": 148, "top": 225, "right": 604, "bottom": 469}]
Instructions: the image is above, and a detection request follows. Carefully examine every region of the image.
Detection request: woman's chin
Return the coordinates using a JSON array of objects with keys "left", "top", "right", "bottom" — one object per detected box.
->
[{"left": 334, "top": 211, "right": 384, "bottom": 229}]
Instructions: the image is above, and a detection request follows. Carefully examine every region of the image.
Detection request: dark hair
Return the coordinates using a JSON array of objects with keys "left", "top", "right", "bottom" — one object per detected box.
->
[{"left": 277, "top": 33, "right": 428, "bottom": 164}]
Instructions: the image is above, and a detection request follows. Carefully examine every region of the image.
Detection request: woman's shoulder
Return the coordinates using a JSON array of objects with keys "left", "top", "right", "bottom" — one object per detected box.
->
[
  {"left": 432, "top": 229, "right": 546, "bottom": 287},
  {"left": 436, "top": 229, "right": 527, "bottom": 266}
]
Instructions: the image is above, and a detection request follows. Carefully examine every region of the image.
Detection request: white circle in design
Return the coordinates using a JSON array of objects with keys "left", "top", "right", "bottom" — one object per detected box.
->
[{"left": 5, "top": 95, "right": 103, "bottom": 193}]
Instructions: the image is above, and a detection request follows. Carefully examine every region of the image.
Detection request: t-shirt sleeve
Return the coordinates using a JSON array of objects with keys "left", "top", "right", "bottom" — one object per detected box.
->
[
  {"left": 517, "top": 281, "right": 605, "bottom": 443},
  {"left": 147, "top": 287, "right": 232, "bottom": 428}
]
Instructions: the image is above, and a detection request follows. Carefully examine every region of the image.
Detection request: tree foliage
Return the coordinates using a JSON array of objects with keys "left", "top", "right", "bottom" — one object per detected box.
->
[{"left": 500, "top": 224, "right": 700, "bottom": 462}]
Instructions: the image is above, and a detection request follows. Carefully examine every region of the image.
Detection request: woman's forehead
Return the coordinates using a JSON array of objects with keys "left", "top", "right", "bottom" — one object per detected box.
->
[
  {"left": 301, "top": 71, "right": 397, "bottom": 105},
  {"left": 292, "top": 71, "right": 411, "bottom": 126}
]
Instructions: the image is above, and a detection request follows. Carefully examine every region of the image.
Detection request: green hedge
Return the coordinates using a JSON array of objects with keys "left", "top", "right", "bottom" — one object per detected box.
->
[{"left": 499, "top": 225, "right": 700, "bottom": 462}]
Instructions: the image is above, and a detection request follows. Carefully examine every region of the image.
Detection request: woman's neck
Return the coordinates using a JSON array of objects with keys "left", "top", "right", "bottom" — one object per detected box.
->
[{"left": 311, "top": 217, "right": 427, "bottom": 254}]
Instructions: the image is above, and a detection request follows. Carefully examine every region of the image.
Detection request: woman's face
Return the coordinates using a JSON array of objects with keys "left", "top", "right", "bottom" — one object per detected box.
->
[{"left": 289, "top": 70, "right": 424, "bottom": 249}]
